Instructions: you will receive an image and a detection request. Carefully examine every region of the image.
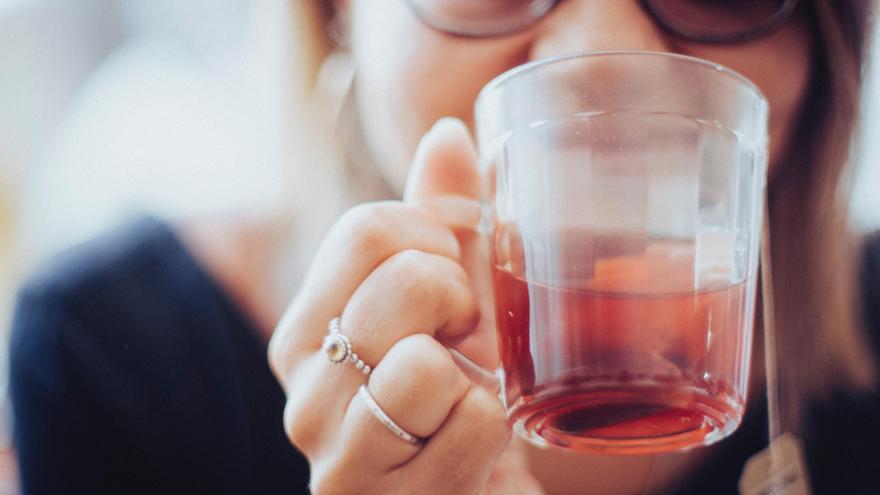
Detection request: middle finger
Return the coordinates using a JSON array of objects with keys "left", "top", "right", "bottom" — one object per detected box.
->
[
  {"left": 282, "top": 249, "right": 479, "bottom": 444},
  {"left": 341, "top": 248, "right": 480, "bottom": 368}
]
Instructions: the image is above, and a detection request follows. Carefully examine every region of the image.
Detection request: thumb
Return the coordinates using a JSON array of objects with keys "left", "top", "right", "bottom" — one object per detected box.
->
[
  {"left": 404, "top": 117, "right": 482, "bottom": 202},
  {"left": 405, "top": 118, "right": 501, "bottom": 373}
]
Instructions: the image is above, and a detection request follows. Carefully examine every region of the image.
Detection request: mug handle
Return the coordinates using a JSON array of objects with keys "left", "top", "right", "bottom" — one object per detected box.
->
[{"left": 437, "top": 206, "right": 503, "bottom": 394}]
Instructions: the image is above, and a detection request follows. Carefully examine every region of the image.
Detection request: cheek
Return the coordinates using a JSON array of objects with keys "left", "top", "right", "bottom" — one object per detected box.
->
[
  {"left": 350, "top": 1, "right": 530, "bottom": 186},
  {"left": 350, "top": 1, "right": 812, "bottom": 187},
  {"left": 680, "top": 21, "right": 812, "bottom": 175}
]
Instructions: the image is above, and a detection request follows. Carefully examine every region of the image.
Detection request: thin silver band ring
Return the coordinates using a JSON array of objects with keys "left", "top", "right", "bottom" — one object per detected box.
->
[{"left": 358, "top": 385, "right": 424, "bottom": 446}]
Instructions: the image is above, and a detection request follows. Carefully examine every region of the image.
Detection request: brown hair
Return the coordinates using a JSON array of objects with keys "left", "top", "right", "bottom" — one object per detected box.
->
[
  {"left": 769, "top": 0, "right": 877, "bottom": 430},
  {"left": 290, "top": 2, "right": 334, "bottom": 97},
  {"left": 291, "top": 0, "right": 878, "bottom": 432}
]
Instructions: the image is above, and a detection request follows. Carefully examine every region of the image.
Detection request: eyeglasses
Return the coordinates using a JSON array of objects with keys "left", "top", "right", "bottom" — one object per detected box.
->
[{"left": 403, "top": 0, "right": 801, "bottom": 43}]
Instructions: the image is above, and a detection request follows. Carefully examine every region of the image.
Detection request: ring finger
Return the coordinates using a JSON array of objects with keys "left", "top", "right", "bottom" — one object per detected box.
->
[
  {"left": 315, "top": 247, "right": 477, "bottom": 405},
  {"left": 281, "top": 249, "right": 479, "bottom": 451},
  {"left": 312, "top": 334, "right": 471, "bottom": 493},
  {"left": 343, "top": 248, "right": 480, "bottom": 365}
]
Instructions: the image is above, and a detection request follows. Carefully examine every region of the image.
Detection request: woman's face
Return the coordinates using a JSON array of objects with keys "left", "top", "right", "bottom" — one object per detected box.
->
[{"left": 347, "top": 0, "right": 813, "bottom": 192}]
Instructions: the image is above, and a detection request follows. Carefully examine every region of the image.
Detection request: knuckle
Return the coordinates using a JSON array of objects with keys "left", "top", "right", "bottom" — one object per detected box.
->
[
  {"left": 446, "top": 256, "right": 469, "bottom": 284},
  {"left": 280, "top": 361, "right": 333, "bottom": 457},
  {"left": 385, "top": 250, "right": 452, "bottom": 304},
  {"left": 387, "top": 248, "right": 432, "bottom": 275},
  {"left": 340, "top": 202, "right": 399, "bottom": 253},
  {"left": 266, "top": 311, "right": 307, "bottom": 385},
  {"left": 386, "top": 334, "right": 458, "bottom": 386},
  {"left": 267, "top": 338, "right": 282, "bottom": 378},
  {"left": 282, "top": 398, "right": 320, "bottom": 455},
  {"left": 267, "top": 302, "right": 317, "bottom": 381},
  {"left": 266, "top": 331, "right": 291, "bottom": 381}
]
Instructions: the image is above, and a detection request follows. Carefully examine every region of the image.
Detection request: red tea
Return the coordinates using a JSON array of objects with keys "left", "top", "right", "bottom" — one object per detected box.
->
[{"left": 493, "top": 236, "right": 750, "bottom": 454}]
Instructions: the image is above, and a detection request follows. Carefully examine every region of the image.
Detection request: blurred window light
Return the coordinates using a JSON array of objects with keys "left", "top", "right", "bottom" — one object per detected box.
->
[
  {"left": 0, "top": 0, "right": 32, "bottom": 16},
  {"left": 0, "top": 0, "right": 121, "bottom": 181},
  {"left": 1, "top": 0, "right": 293, "bottom": 344},
  {"left": 2, "top": 0, "right": 291, "bottom": 259},
  {"left": 853, "top": 21, "right": 880, "bottom": 231}
]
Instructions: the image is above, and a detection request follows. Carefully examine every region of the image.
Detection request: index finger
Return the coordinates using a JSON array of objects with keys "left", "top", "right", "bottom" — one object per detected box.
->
[{"left": 269, "top": 201, "right": 466, "bottom": 383}]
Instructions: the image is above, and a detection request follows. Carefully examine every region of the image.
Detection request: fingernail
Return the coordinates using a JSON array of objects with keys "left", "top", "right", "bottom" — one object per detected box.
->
[{"left": 428, "top": 117, "right": 470, "bottom": 139}]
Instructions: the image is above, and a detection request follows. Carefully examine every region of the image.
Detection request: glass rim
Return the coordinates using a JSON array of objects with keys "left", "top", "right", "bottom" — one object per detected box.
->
[{"left": 475, "top": 50, "right": 768, "bottom": 111}]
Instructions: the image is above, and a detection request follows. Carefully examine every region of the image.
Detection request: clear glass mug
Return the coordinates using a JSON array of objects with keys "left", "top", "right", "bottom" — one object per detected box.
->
[{"left": 474, "top": 51, "right": 768, "bottom": 454}]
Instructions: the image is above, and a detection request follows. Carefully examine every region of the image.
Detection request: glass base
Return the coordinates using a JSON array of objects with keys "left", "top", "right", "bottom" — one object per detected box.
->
[{"left": 509, "top": 385, "right": 742, "bottom": 455}]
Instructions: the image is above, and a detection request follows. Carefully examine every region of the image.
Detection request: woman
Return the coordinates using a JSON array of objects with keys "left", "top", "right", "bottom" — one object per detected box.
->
[{"left": 10, "top": 0, "right": 880, "bottom": 494}]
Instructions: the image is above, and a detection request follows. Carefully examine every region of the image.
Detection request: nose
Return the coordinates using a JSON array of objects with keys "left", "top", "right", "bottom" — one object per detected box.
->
[{"left": 530, "top": 0, "right": 672, "bottom": 61}]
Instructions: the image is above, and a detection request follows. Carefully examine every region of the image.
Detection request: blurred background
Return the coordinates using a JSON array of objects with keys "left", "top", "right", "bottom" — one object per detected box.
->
[
  {"left": 0, "top": 0, "right": 878, "bottom": 491},
  {"left": 0, "top": 1, "right": 297, "bottom": 491}
]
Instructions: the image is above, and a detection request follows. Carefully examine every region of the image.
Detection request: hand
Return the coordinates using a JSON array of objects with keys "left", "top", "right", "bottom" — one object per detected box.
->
[
  {"left": 485, "top": 442, "right": 547, "bottom": 495},
  {"left": 269, "top": 118, "right": 512, "bottom": 495}
]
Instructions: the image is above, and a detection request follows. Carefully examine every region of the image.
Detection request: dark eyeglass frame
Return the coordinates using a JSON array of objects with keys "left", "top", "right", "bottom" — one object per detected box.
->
[
  {"left": 404, "top": 0, "right": 801, "bottom": 44},
  {"left": 640, "top": 0, "right": 801, "bottom": 43}
]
